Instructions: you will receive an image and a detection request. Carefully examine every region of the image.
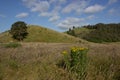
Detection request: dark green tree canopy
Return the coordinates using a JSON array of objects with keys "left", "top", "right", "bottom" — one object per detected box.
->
[
  {"left": 66, "top": 23, "right": 120, "bottom": 43},
  {"left": 10, "top": 21, "right": 28, "bottom": 41}
]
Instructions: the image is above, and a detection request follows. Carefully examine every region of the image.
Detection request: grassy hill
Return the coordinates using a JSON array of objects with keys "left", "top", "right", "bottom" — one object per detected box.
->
[
  {"left": 73, "top": 27, "right": 93, "bottom": 38},
  {"left": 66, "top": 23, "right": 120, "bottom": 43},
  {"left": 0, "top": 31, "right": 13, "bottom": 43},
  {"left": 66, "top": 27, "right": 93, "bottom": 40},
  {"left": 0, "top": 24, "right": 120, "bottom": 80},
  {"left": 0, "top": 25, "right": 80, "bottom": 43}
]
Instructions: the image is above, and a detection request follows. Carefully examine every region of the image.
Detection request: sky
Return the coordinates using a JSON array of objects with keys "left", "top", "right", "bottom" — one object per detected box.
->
[{"left": 0, "top": 0, "right": 120, "bottom": 32}]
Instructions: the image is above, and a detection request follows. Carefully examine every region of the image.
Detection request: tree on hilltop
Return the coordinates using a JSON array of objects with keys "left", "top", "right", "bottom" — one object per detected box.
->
[{"left": 10, "top": 21, "right": 28, "bottom": 41}]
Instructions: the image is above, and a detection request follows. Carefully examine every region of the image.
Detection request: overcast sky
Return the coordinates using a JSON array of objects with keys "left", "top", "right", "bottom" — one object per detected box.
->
[{"left": 0, "top": 0, "right": 120, "bottom": 32}]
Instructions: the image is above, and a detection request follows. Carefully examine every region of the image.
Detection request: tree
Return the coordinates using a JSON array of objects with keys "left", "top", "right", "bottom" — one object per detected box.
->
[
  {"left": 73, "top": 26, "right": 75, "bottom": 29},
  {"left": 10, "top": 21, "right": 28, "bottom": 41},
  {"left": 67, "top": 28, "right": 76, "bottom": 36}
]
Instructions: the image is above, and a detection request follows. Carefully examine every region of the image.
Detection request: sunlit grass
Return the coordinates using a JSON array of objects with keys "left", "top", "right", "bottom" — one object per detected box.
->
[
  {"left": 0, "top": 25, "right": 79, "bottom": 43},
  {"left": 0, "top": 43, "right": 120, "bottom": 80}
]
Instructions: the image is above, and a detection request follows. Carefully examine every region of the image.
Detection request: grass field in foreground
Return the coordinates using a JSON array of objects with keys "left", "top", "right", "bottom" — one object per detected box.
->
[{"left": 0, "top": 42, "right": 120, "bottom": 80}]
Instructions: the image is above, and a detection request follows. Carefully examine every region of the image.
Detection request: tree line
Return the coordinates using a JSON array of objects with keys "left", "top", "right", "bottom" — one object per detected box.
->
[{"left": 66, "top": 23, "right": 120, "bottom": 43}]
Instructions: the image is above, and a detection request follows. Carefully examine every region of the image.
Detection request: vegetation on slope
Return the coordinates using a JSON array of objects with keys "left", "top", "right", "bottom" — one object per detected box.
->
[
  {"left": 84, "top": 23, "right": 120, "bottom": 43},
  {"left": 0, "top": 25, "right": 79, "bottom": 43},
  {"left": 66, "top": 27, "right": 92, "bottom": 38},
  {"left": 24, "top": 25, "right": 78, "bottom": 43},
  {"left": 0, "top": 31, "right": 13, "bottom": 43},
  {"left": 66, "top": 23, "right": 120, "bottom": 43}
]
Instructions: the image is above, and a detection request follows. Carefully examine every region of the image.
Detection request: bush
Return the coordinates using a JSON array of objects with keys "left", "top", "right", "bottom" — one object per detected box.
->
[
  {"left": 4, "top": 42, "right": 21, "bottom": 48},
  {"left": 61, "top": 47, "right": 89, "bottom": 79}
]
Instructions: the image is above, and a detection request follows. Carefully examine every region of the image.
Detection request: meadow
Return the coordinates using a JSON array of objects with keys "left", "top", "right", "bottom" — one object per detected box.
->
[{"left": 0, "top": 42, "right": 120, "bottom": 80}]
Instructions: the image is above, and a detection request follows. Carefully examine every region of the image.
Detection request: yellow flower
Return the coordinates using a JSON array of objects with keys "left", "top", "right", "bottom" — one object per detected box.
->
[
  {"left": 62, "top": 51, "right": 68, "bottom": 55},
  {"left": 71, "top": 46, "right": 88, "bottom": 52},
  {"left": 79, "top": 47, "right": 85, "bottom": 51},
  {"left": 72, "top": 49, "right": 76, "bottom": 52},
  {"left": 71, "top": 47, "right": 77, "bottom": 52},
  {"left": 71, "top": 47, "right": 75, "bottom": 50}
]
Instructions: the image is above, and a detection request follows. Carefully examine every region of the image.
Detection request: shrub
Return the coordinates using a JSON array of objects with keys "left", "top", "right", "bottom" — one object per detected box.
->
[
  {"left": 4, "top": 42, "right": 21, "bottom": 48},
  {"left": 61, "top": 47, "right": 89, "bottom": 79}
]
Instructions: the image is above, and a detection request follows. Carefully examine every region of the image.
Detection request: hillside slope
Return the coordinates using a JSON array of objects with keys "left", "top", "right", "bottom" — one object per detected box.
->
[
  {"left": 66, "top": 27, "right": 93, "bottom": 38},
  {"left": 66, "top": 23, "right": 120, "bottom": 43},
  {"left": 0, "top": 25, "right": 79, "bottom": 43}
]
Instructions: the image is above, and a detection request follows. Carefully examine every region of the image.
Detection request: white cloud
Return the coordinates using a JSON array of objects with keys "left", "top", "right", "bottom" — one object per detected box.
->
[
  {"left": 48, "top": 0, "right": 56, "bottom": 4},
  {"left": 57, "top": 15, "right": 97, "bottom": 29},
  {"left": 108, "top": 8, "right": 115, "bottom": 14},
  {"left": 15, "top": 12, "right": 29, "bottom": 18},
  {"left": 57, "top": 17, "right": 85, "bottom": 29},
  {"left": 23, "top": 0, "right": 50, "bottom": 13},
  {"left": 62, "top": 1, "right": 88, "bottom": 14},
  {"left": 48, "top": 0, "right": 66, "bottom": 4},
  {"left": 87, "top": 15, "right": 95, "bottom": 20},
  {"left": 108, "top": 8, "right": 120, "bottom": 16},
  {"left": 49, "top": 15, "right": 60, "bottom": 22},
  {"left": 40, "top": 12, "right": 51, "bottom": 17},
  {"left": 40, "top": 6, "right": 61, "bottom": 22},
  {"left": 22, "top": 0, "right": 37, "bottom": 8},
  {"left": 23, "top": 0, "right": 61, "bottom": 22},
  {"left": 108, "top": 0, "right": 118, "bottom": 4},
  {"left": 84, "top": 4, "right": 105, "bottom": 14},
  {"left": 31, "top": 1, "right": 50, "bottom": 12},
  {"left": 59, "top": 0, "right": 67, "bottom": 4}
]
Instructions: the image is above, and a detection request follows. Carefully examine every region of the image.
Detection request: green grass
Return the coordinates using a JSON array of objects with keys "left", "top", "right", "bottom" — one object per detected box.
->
[
  {"left": 25, "top": 25, "right": 79, "bottom": 43},
  {"left": 0, "top": 25, "right": 79, "bottom": 43},
  {"left": 2, "top": 42, "right": 21, "bottom": 48},
  {"left": 0, "top": 43, "right": 120, "bottom": 80},
  {"left": 0, "top": 31, "right": 13, "bottom": 43}
]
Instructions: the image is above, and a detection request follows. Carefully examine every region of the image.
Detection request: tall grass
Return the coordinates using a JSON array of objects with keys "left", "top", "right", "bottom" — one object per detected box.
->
[{"left": 0, "top": 43, "right": 120, "bottom": 80}]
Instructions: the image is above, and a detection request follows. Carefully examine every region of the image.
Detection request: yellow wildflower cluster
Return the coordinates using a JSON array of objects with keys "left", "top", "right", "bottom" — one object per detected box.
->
[
  {"left": 71, "top": 47, "right": 88, "bottom": 52},
  {"left": 62, "top": 50, "right": 68, "bottom": 55},
  {"left": 79, "top": 48, "right": 85, "bottom": 51}
]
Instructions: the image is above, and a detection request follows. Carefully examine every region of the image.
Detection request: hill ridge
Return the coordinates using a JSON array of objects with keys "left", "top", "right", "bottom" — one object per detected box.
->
[{"left": 0, "top": 25, "right": 80, "bottom": 43}]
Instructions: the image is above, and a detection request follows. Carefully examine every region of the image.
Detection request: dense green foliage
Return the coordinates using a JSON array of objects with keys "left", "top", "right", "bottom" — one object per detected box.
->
[
  {"left": 2, "top": 42, "right": 21, "bottom": 48},
  {"left": 84, "top": 23, "right": 120, "bottom": 43},
  {"left": 66, "top": 23, "right": 120, "bottom": 43},
  {"left": 10, "top": 21, "right": 28, "bottom": 41},
  {"left": 67, "top": 27, "right": 76, "bottom": 36}
]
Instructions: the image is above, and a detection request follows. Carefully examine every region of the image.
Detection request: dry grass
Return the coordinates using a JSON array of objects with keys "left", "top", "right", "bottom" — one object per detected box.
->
[
  {"left": 0, "top": 25, "right": 80, "bottom": 43},
  {"left": 0, "top": 42, "right": 120, "bottom": 80}
]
